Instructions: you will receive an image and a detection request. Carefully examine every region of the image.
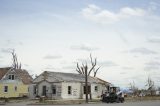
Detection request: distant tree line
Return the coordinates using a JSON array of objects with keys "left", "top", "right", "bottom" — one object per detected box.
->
[{"left": 129, "top": 76, "right": 158, "bottom": 96}]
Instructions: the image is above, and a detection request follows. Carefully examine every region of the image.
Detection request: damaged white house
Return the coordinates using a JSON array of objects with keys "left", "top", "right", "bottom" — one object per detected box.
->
[{"left": 29, "top": 71, "right": 110, "bottom": 99}]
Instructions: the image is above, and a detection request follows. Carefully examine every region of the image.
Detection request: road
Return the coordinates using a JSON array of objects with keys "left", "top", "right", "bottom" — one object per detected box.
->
[{"left": 4, "top": 101, "right": 160, "bottom": 106}]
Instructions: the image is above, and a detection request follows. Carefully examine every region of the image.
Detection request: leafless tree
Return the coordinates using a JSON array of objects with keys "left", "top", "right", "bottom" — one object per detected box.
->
[
  {"left": 76, "top": 54, "right": 100, "bottom": 77},
  {"left": 75, "top": 54, "right": 100, "bottom": 103},
  {"left": 145, "top": 77, "right": 155, "bottom": 96},
  {"left": 11, "top": 49, "right": 21, "bottom": 69},
  {"left": 129, "top": 81, "right": 139, "bottom": 96}
]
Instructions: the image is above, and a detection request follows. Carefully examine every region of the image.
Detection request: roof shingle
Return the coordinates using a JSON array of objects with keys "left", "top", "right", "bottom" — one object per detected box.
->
[
  {"left": 15, "top": 69, "right": 33, "bottom": 84},
  {"left": 34, "top": 71, "right": 109, "bottom": 85},
  {"left": 0, "top": 67, "right": 11, "bottom": 80}
]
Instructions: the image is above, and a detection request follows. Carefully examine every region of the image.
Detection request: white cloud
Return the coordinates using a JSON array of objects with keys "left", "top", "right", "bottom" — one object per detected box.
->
[
  {"left": 43, "top": 54, "right": 62, "bottom": 59},
  {"left": 148, "top": 1, "right": 160, "bottom": 12},
  {"left": 81, "top": 4, "right": 147, "bottom": 24},
  {"left": 1, "top": 48, "right": 13, "bottom": 53},
  {"left": 148, "top": 38, "right": 160, "bottom": 43},
  {"left": 128, "top": 48, "right": 157, "bottom": 55},
  {"left": 62, "top": 65, "right": 75, "bottom": 70},
  {"left": 99, "top": 61, "right": 118, "bottom": 67},
  {"left": 122, "top": 66, "right": 134, "bottom": 70},
  {"left": 71, "top": 44, "right": 99, "bottom": 51},
  {"left": 120, "top": 7, "right": 146, "bottom": 17}
]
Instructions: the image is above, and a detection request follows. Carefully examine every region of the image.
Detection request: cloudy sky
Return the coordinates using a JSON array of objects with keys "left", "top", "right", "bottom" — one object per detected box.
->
[{"left": 0, "top": 0, "right": 160, "bottom": 89}]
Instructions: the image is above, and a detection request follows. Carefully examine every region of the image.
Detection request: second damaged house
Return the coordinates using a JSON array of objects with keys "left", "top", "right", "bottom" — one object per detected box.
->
[
  {"left": 0, "top": 67, "right": 33, "bottom": 98},
  {"left": 29, "top": 71, "right": 110, "bottom": 99}
]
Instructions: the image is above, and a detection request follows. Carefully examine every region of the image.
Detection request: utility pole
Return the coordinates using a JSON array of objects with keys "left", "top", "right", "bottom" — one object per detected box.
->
[{"left": 85, "top": 66, "right": 88, "bottom": 103}]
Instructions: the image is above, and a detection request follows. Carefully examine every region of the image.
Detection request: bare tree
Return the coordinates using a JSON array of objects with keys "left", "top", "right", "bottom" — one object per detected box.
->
[
  {"left": 145, "top": 77, "right": 155, "bottom": 96},
  {"left": 76, "top": 54, "right": 100, "bottom": 77},
  {"left": 129, "top": 81, "right": 139, "bottom": 96},
  {"left": 11, "top": 50, "right": 21, "bottom": 69},
  {"left": 75, "top": 54, "right": 100, "bottom": 103}
]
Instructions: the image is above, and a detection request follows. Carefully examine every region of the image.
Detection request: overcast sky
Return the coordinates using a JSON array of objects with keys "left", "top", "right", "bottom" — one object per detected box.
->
[{"left": 0, "top": 0, "right": 160, "bottom": 89}]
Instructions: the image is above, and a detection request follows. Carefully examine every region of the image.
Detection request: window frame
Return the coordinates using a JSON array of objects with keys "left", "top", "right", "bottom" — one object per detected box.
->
[
  {"left": 83, "top": 86, "right": 91, "bottom": 94},
  {"left": 52, "top": 85, "right": 56, "bottom": 94},
  {"left": 68, "top": 86, "right": 72, "bottom": 95},
  {"left": 8, "top": 74, "right": 15, "bottom": 80},
  {"left": 95, "top": 86, "right": 98, "bottom": 92},
  {"left": 4, "top": 86, "right": 8, "bottom": 93},
  {"left": 33, "top": 85, "right": 37, "bottom": 95}
]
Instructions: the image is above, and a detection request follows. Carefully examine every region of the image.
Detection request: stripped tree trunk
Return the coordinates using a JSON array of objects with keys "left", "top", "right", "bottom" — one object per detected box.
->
[{"left": 76, "top": 54, "right": 100, "bottom": 103}]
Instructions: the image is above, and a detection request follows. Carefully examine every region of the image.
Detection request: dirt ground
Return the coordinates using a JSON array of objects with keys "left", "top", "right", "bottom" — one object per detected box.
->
[{"left": 3, "top": 100, "right": 160, "bottom": 106}]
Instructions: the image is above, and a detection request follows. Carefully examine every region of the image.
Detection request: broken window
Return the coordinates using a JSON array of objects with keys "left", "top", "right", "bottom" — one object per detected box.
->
[
  {"left": 83, "top": 86, "right": 91, "bottom": 94},
  {"left": 4, "top": 86, "right": 8, "bottom": 92},
  {"left": 9, "top": 75, "right": 15, "bottom": 80},
  {"left": 95, "top": 86, "right": 98, "bottom": 92},
  {"left": 33, "top": 85, "right": 37, "bottom": 95},
  {"left": 52, "top": 85, "right": 56, "bottom": 94},
  {"left": 68, "top": 86, "right": 72, "bottom": 94}
]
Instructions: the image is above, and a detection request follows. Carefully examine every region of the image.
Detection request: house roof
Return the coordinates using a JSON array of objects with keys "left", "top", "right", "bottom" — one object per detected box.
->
[
  {"left": 14, "top": 69, "right": 33, "bottom": 84},
  {"left": 0, "top": 67, "right": 11, "bottom": 80},
  {"left": 91, "top": 77, "right": 111, "bottom": 85},
  {"left": 0, "top": 67, "right": 32, "bottom": 84},
  {"left": 34, "top": 71, "right": 109, "bottom": 84}
]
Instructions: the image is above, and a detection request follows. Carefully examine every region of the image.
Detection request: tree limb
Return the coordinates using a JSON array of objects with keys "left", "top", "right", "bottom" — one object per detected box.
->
[
  {"left": 76, "top": 63, "right": 82, "bottom": 74},
  {"left": 94, "top": 67, "right": 100, "bottom": 77}
]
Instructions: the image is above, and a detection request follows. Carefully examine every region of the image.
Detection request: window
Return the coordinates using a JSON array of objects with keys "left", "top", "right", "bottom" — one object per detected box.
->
[
  {"left": 68, "top": 86, "right": 72, "bottom": 94},
  {"left": 52, "top": 85, "right": 56, "bottom": 94},
  {"left": 83, "top": 86, "right": 91, "bottom": 94},
  {"left": 15, "top": 86, "right": 17, "bottom": 91},
  {"left": 33, "top": 86, "right": 37, "bottom": 95},
  {"left": 8, "top": 75, "right": 14, "bottom": 80},
  {"left": 4, "top": 86, "right": 8, "bottom": 92},
  {"left": 95, "top": 86, "right": 98, "bottom": 92}
]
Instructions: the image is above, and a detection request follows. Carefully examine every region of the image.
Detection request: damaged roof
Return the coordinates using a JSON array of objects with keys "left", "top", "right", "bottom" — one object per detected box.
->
[
  {"left": 0, "top": 67, "right": 32, "bottom": 84},
  {"left": 0, "top": 67, "right": 11, "bottom": 80},
  {"left": 33, "top": 71, "right": 109, "bottom": 84},
  {"left": 15, "top": 69, "right": 33, "bottom": 84}
]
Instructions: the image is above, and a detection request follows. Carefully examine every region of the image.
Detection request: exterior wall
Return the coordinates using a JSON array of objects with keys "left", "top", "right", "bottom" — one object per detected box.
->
[
  {"left": 61, "top": 82, "right": 106, "bottom": 99},
  {"left": 29, "top": 84, "right": 36, "bottom": 99},
  {"left": 37, "top": 81, "right": 51, "bottom": 97},
  {"left": 51, "top": 83, "right": 62, "bottom": 99},
  {"left": 0, "top": 81, "right": 29, "bottom": 98},
  {"left": 91, "top": 83, "right": 105, "bottom": 98},
  {"left": 81, "top": 83, "right": 105, "bottom": 99},
  {"left": 29, "top": 80, "right": 107, "bottom": 100},
  {"left": 29, "top": 81, "right": 62, "bottom": 99},
  {"left": 61, "top": 82, "right": 82, "bottom": 99},
  {"left": 156, "top": 91, "right": 160, "bottom": 95}
]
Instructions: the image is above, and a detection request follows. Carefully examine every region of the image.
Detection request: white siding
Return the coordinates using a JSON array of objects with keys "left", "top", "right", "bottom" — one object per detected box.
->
[
  {"left": 91, "top": 83, "right": 103, "bottom": 98},
  {"left": 61, "top": 82, "right": 82, "bottom": 99},
  {"left": 81, "top": 83, "right": 104, "bottom": 99},
  {"left": 38, "top": 81, "right": 51, "bottom": 96},
  {"left": 29, "top": 84, "right": 36, "bottom": 99}
]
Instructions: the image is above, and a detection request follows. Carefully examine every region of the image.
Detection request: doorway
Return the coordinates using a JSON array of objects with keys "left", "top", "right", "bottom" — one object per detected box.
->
[{"left": 42, "top": 86, "right": 47, "bottom": 96}]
